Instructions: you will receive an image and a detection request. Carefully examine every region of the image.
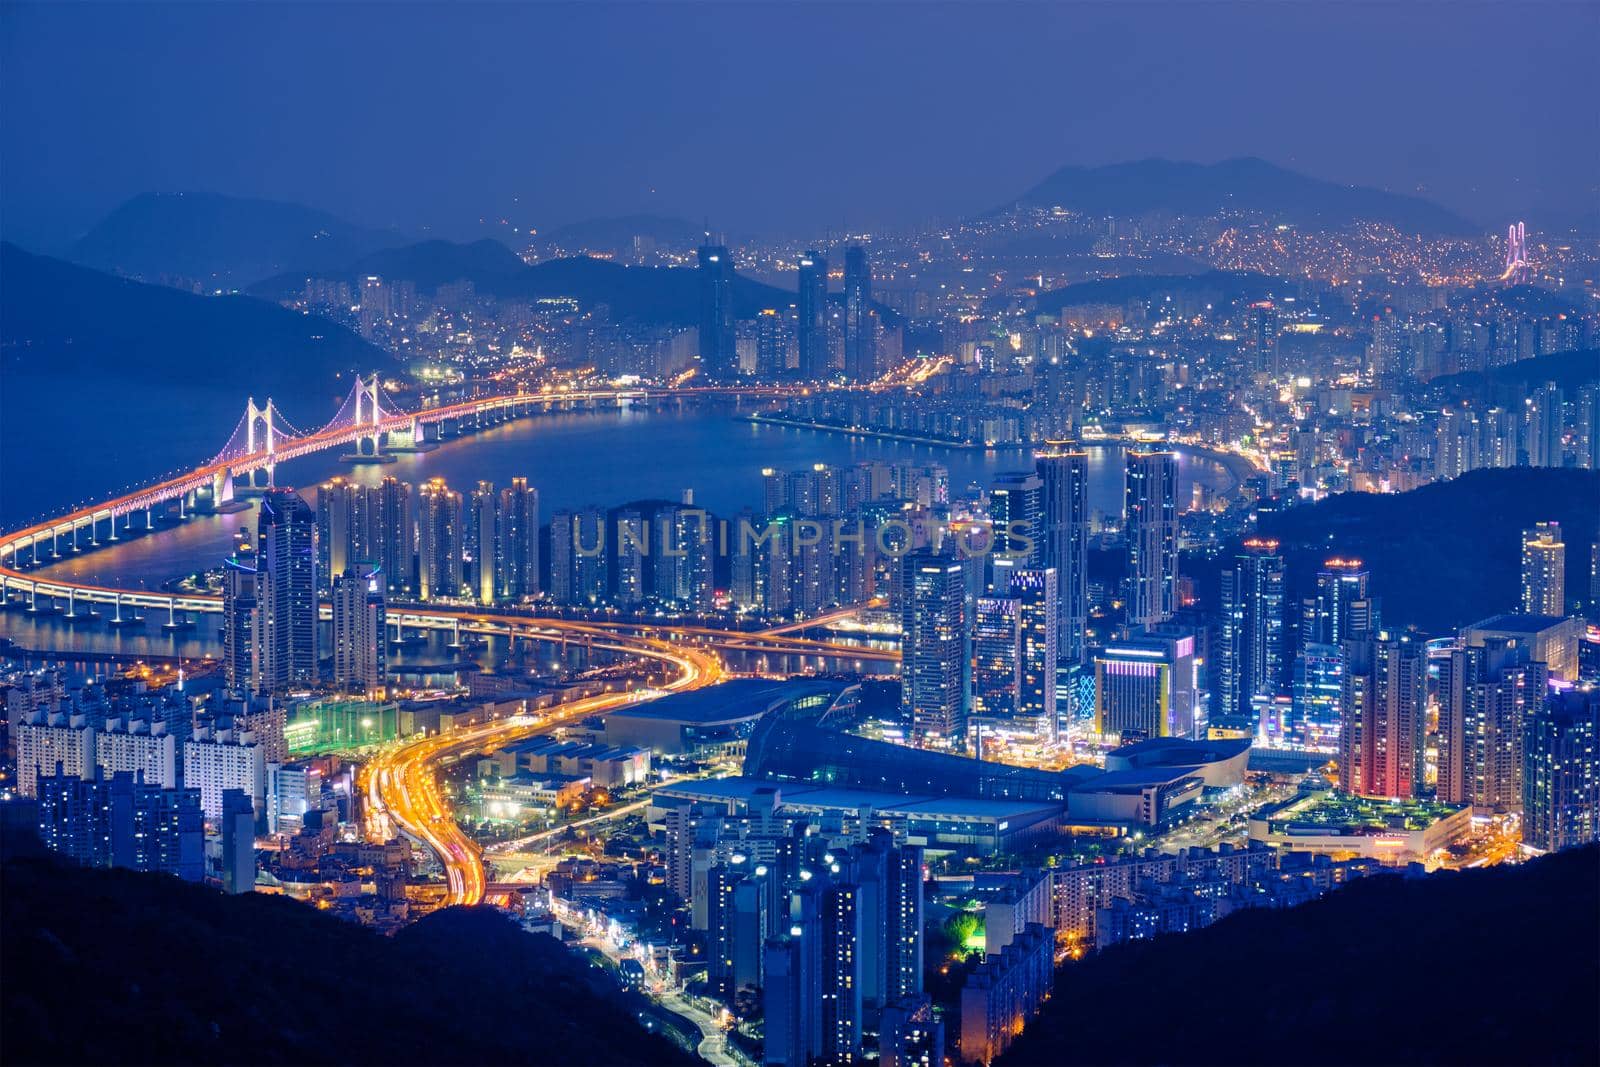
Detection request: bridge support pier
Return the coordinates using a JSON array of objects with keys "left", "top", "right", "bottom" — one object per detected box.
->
[
  {"left": 107, "top": 594, "right": 139, "bottom": 628},
  {"left": 162, "top": 597, "right": 191, "bottom": 631}
]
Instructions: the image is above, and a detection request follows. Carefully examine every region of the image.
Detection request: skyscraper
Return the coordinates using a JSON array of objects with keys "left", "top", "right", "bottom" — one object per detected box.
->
[
  {"left": 1217, "top": 538, "right": 1286, "bottom": 734},
  {"left": 901, "top": 551, "right": 967, "bottom": 746},
  {"left": 1522, "top": 690, "right": 1599, "bottom": 852},
  {"left": 331, "top": 563, "right": 387, "bottom": 695},
  {"left": 1036, "top": 447, "right": 1089, "bottom": 662},
  {"left": 416, "top": 477, "right": 463, "bottom": 602},
  {"left": 1521, "top": 522, "right": 1566, "bottom": 616},
  {"left": 1301, "top": 559, "right": 1379, "bottom": 648},
  {"left": 843, "top": 245, "right": 877, "bottom": 383},
  {"left": 1010, "top": 568, "right": 1060, "bottom": 744},
  {"left": 1338, "top": 636, "right": 1425, "bottom": 799},
  {"left": 971, "top": 596, "right": 1021, "bottom": 722},
  {"left": 797, "top": 250, "right": 828, "bottom": 380},
  {"left": 255, "top": 490, "right": 317, "bottom": 691},
  {"left": 221, "top": 557, "right": 258, "bottom": 692},
  {"left": 1125, "top": 451, "right": 1179, "bottom": 628},
  {"left": 988, "top": 470, "right": 1043, "bottom": 569},
  {"left": 698, "top": 244, "right": 737, "bottom": 381},
  {"left": 500, "top": 477, "right": 540, "bottom": 601}
]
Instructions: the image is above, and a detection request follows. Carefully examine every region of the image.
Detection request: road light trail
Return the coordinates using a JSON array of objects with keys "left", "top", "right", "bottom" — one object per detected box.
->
[{"left": 359, "top": 621, "right": 725, "bottom": 907}]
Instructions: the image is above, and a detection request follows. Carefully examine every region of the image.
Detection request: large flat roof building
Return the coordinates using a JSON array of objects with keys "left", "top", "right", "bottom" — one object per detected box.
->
[
  {"left": 651, "top": 777, "right": 1061, "bottom": 856},
  {"left": 1249, "top": 789, "right": 1470, "bottom": 865},
  {"left": 603, "top": 679, "right": 857, "bottom": 756}
]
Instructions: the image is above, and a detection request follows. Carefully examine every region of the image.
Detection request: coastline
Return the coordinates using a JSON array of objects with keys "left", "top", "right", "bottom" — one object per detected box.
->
[{"left": 741, "top": 413, "right": 1032, "bottom": 451}]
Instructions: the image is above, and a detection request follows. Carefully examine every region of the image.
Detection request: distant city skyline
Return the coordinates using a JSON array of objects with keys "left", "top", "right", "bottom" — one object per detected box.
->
[{"left": 2, "top": 2, "right": 1596, "bottom": 251}]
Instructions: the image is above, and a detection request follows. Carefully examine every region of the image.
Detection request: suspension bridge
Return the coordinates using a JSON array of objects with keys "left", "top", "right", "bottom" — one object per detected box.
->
[{"left": 0, "top": 378, "right": 891, "bottom": 665}]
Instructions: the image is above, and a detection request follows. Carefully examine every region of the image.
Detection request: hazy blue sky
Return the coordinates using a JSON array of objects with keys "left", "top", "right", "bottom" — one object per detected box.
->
[{"left": 3, "top": 2, "right": 1594, "bottom": 247}]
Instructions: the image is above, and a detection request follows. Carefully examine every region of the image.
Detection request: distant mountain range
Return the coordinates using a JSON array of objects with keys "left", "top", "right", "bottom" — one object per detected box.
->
[
  {"left": 998, "top": 157, "right": 1477, "bottom": 234},
  {"left": 1021, "top": 270, "right": 1296, "bottom": 316},
  {"left": 1, "top": 243, "right": 391, "bottom": 526},
  {"left": 69, "top": 191, "right": 407, "bottom": 287},
  {"left": 253, "top": 238, "right": 835, "bottom": 326},
  {"left": 540, "top": 213, "right": 703, "bottom": 252}
]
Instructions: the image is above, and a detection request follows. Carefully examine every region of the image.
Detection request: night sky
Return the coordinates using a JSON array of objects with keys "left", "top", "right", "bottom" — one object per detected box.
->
[{"left": 2, "top": 1, "right": 1595, "bottom": 248}]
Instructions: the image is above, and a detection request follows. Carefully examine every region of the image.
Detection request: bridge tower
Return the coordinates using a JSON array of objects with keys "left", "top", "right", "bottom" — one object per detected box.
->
[
  {"left": 353, "top": 374, "right": 387, "bottom": 458},
  {"left": 243, "top": 397, "right": 284, "bottom": 489}
]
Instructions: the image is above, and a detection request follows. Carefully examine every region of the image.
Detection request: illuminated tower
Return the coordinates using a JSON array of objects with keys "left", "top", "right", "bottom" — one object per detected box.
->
[
  {"left": 988, "top": 470, "right": 1043, "bottom": 569},
  {"left": 416, "top": 477, "right": 463, "bottom": 602},
  {"left": 1523, "top": 691, "right": 1600, "bottom": 852},
  {"left": 1036, "top": 447, "right": 1089, "bottom": 662},
  {"left": 331, "top": 563, "right": 386, "bottom": 695},
  {"left": 797, "top": 250, "right": 829, "bottom": 380},
  {"left": 843, "top": 246, "right": 877, "bottom": 382},
  {"left": 1521, "top": 522, "right": 1565, "bottom": 616},
  {"left": 1338, "top": 635, "right": 1425, "bottom": 799},
  {"left": 901, "top": 551, "right": 967, "bottom": 746},
  {"left": 1125, "top": 451, "right": 1179, "bottom": 628},
  {"left": 468, "top": 480, "right": 501, "bottom": 605},
  {"left": 499, "top": 477, "right": 540, "bottom": 600},
  {"left": 255, "top": 490, "right": 317, "bottom": 692},
  {"left": 697, "top": 244, "right": 737, "bottom": 380},
  {"left": 1217, "top": 539, "right": 1286, "bottom": 734},
  {"left": 1010, "top": 567, "right": 1060, "bottom": 745},
  {"left": 221, "top": 558, "right": 258, "bottom": 692}
]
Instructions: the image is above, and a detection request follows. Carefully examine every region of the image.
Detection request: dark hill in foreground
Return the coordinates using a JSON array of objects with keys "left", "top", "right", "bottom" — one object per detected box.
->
[
  {"left": 1259, "top": 467, "right": 1599, "bottom": 634},
  {"left": 1000, "top": 846, "right": 1599, "bottom": 1067},
  {"left": 1, "top": 846, "right": 692, "bottom": 1066}
]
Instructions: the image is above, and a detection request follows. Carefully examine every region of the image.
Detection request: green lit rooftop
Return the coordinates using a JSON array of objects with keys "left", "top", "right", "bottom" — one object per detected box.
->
[{"left": 1260, "top": 790, "right": 1466, "bottom": 834}]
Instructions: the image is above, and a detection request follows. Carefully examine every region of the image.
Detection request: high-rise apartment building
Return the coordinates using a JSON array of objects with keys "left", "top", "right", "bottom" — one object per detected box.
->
[
  {"left": 331, "top": 563, "right": 386, "bottom": 695},
  {"left": 468, "top": 480, "right": 502, "bottom": 605},
  {"left": 1521, "top": 522, "right": 1566, "bottom": 617},
  {"left": 1338, "top": 636, "right": 1426, "bottom": 798},
  {"left": 500, "top": 477, "right": 540, "bottom": 600},
  {"left": 1438, "top": 636, "right": 1548, "bottom": 812},
  {"left": 1522, "top": 690, "right": 1599, "bottom": 852},
  {"left": 416, "top": 477, "right": 463, "bottom": 602}
]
